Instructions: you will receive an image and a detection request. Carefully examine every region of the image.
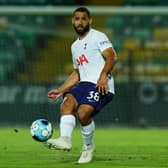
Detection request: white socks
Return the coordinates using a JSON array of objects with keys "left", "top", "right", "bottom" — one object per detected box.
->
[
  {"left": 81, "top": 120, "right": 95, "bottom": 146},
  {"left": 59, "top": 115, "right": 95, "bottom": 147},
  {"left": 60, "top": 115, "right": 76, "bottom": 139}
]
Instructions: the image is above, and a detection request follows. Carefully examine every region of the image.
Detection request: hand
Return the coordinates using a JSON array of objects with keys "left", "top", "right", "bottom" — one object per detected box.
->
[
  {"left": 96, "top": 73, "right": 109, "bottom": 95},
  {"left": 48, "top": 89, "right": 63, "bottom": 100}
]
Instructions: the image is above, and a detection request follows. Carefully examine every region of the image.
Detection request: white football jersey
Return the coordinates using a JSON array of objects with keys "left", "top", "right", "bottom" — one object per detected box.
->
[{"left": 71, "top": 28, "right": 115, "bottom": 94}]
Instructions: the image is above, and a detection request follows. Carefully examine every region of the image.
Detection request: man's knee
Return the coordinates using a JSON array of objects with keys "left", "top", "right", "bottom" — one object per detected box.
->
[
  {"left": 77, "top": 111, "right": 92, "bottom": 125},
  {"left": 60, "top": 94, "right": 77, "bottom": 115},
  {"left": 77, "top": 105, "right": 95, "bottom": 125}
]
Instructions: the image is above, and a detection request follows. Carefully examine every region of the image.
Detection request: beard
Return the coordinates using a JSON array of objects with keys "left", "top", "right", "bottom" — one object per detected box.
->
[{"left": 73, "top": 23, "right": 90, "bottom": 36}]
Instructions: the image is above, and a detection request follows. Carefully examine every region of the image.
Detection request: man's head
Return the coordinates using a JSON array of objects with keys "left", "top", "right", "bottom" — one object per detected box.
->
[{"left": 72, "top": 7, "right": 92, "bottom": 37}]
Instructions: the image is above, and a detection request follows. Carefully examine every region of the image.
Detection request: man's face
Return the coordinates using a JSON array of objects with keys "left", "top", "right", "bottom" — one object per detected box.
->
[{"left": 72, "top": 11, "right": 92, "bottom": 36}]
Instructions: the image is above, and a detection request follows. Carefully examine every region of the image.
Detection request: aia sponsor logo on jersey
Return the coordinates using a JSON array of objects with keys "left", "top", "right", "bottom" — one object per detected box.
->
[{"left": 76, "top": 54, "right": 89, "bottom": 66}]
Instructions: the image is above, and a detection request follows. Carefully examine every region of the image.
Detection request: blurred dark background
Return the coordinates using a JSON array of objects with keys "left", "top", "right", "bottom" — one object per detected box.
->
[{"left": 0, "top": 0, "right": 168, "bottom": 127}]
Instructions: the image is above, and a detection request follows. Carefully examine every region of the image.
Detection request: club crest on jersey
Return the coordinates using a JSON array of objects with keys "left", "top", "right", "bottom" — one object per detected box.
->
[
  {"left": 84, "top": 43, "right": 87, "bottom": 50},
  {"left": 76, "top": 54, "right": 89, "bottom": 66}
]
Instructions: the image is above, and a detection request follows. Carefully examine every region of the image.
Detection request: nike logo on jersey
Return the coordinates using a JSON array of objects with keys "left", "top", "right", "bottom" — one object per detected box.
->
[{"left": 76, "top": 54, "right": 89, "bottom": 66}]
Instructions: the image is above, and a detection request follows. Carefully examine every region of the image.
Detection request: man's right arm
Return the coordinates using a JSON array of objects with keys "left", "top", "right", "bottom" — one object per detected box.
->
[{"left": 48, "top": 69, "right": 80, "bottom": 100}]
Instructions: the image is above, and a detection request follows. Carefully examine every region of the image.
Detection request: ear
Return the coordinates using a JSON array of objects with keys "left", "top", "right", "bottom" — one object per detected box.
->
[
  {"left": 72, "top": 18, "right": 74, "bottom": 24},
  {"left": 89, "top": 18, "right": 92, "bottom": 25}
]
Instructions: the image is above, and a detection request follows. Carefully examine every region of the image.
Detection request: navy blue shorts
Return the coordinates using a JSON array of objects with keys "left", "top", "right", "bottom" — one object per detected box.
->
[{"left": 64, "top": 81, "right": 113, "bottom": 116}]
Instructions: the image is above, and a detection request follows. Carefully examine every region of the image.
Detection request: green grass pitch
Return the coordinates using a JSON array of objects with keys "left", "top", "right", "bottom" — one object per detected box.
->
[{"left": 0, "top": 127, "right": 168, "bottom": 168}]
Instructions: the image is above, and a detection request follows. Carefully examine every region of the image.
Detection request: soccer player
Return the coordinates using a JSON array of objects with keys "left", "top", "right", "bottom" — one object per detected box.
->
[{"left": 46, "top": 7, "right": 117, "bottom": 163}]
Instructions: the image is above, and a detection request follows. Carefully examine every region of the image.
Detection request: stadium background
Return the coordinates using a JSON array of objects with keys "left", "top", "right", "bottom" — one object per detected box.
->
[{"left": 0, "top": 0, "right": 168, "bottom": 127}]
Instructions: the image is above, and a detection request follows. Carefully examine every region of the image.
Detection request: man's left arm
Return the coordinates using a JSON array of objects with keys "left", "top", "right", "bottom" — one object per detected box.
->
[{"left": 96, "top": 47, "right": 117, "bottom": 95}]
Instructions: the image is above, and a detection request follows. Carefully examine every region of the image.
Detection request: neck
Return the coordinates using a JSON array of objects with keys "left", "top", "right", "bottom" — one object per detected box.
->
[{"left": 79, "top": 29, "right": 90, "bottom": 40}]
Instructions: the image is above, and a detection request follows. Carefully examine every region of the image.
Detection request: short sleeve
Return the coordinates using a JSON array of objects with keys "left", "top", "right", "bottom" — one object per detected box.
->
[
  {"left": 96, "top": 33, "right": 113, "bottom": 53},
  {"left": 71, "top": 45, "right": 77, "bottom": 69},
  {"left": 72, "top": 57, "right": 77, "bottom": 69}
]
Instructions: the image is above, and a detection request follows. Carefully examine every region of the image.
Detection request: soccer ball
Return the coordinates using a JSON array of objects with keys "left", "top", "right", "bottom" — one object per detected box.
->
[{"left": 30, "top": 119, "right": 53, "bottom": 142}]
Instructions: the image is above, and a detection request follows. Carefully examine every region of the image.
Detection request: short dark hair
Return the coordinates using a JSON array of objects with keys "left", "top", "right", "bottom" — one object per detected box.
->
[{"left": 73, "top": 7, "right": 91, "bottom": 18}]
